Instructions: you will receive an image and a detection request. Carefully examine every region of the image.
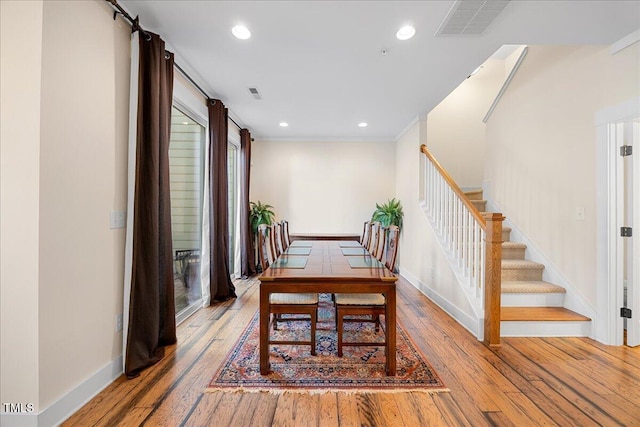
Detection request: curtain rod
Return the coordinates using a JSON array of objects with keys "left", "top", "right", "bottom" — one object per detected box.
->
[{"left": 107, "top": 0, "right": 242, "bottom": 130}]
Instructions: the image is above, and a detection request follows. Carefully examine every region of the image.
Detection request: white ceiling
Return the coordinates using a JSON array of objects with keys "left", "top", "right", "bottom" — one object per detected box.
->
[{"left": 120, "top": 1, "right": 639, "bottom": 142}]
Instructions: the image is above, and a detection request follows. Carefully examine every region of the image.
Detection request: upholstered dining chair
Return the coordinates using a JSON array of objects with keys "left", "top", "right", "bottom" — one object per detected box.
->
[
  {"left": 257, "top": 224, "right": 318, "bottom": 355},
  {"left": 334, "top": 224, "right": 400, "bottom": 357}
]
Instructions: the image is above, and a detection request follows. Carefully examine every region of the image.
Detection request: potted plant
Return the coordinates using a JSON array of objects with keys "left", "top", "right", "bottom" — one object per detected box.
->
[
  {"left": 371, "top": 198, "right": 403, "bottom": 230},
  {"left": 249, "top": 201, "right": 276, "bottom": 235},
  {"left": 249, "top": 201, "right": 276, "bottom": 271}
]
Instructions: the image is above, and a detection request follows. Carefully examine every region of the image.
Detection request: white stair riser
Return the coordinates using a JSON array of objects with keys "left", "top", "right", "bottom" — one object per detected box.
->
[
  {"left": 501, "top": 320, "right": 591, "bottom": 337},
  {"left": 502, "top": 293, "right": 565, "bottom": 307}
]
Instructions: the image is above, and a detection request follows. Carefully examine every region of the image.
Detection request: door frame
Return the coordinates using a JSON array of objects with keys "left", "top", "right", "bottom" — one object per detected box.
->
[{"left": 595, "top": 96, "right": 640, "bottom": 345}]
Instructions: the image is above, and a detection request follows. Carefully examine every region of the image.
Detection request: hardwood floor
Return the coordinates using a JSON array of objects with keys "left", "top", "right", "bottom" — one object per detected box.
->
[{"left": 63, "top": 276, "right": 640, "bottom": 426}]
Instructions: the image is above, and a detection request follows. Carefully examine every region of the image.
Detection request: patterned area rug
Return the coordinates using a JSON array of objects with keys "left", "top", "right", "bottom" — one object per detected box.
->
[{"left": 207, "top": 295, "right": 447, "bottom": 393}]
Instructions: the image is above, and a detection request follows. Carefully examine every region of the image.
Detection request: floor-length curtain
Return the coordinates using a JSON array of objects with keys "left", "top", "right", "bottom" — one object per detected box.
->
[
  {"left": 240, "top": 128, "right": 255, "bottom": 277},
  {"left": 124, "top": 31, "right": 177, "bottom": 378},
  {"left": 208, "top": 99, "right": 236, "bottom": 301}
]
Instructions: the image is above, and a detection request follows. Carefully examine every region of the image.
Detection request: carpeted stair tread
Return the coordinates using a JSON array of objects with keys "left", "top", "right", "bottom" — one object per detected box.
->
[
  {"left": 502, "top": 280, "right": 566, "bottom": 294},
  {"left": 502, "top": 259, "right": 544, "bottom": 270},
  {"left": 501, "top": 307, "right": 590, "bottom": 322}
]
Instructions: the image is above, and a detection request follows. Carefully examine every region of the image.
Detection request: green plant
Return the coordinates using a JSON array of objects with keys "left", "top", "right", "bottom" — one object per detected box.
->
[
  {"left": 249, "top": 201, "right": 276, "bottom": 235},
  {"left": 371, "top": 198, "right": 404, "bottom": 230}
]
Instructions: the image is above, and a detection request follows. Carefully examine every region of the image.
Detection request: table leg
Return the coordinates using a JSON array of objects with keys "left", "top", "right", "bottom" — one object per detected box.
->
[
  {"left": 385, "top": 287, "right": 397, "bottom": 376},
  {"left": 259, "top": 285, "right": 270, "bottom": 374}
]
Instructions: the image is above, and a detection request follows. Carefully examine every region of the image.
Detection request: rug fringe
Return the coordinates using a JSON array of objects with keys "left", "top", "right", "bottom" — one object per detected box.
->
[{"left": 204, "top": 387, "right": 450, "bottom": 395}]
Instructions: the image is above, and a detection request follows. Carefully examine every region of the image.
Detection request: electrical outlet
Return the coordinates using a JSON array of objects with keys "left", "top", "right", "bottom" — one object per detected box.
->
[{"left": 116, "top": 313, "right": 123, "bottom": 332}]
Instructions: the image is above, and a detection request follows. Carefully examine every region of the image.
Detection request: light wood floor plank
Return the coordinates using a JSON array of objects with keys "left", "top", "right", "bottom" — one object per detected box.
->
[{"left": 61, "top": 276, "right": 640, "bottom": 427}]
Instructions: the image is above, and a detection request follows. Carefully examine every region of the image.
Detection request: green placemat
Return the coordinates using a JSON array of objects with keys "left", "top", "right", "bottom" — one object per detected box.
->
[
  {"left": 341, "top": 247, "right": 369, "bottom": 256},
  {"left": 284, "top": 247, "right": 312, "bottom": 255},
  {"left": 339, "top": 241, "right": 362, "bottom": 247},
  {"left": 289, "top": 241, "right": 313, "bottom": 247},
  {"left": 347, "top": 256, "right": 384, "bottom": 268},
  {"left": 271, "top": 257, "right": 308, "bottom": 269}
]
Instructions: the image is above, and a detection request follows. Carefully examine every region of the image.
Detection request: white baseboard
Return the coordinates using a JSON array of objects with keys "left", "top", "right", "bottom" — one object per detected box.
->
[
  {"left": 0, "top": 355, "right": 124, "bottom": 427},
  {"left": 399, "top": 268, "right": 481, "bottom": 339}
]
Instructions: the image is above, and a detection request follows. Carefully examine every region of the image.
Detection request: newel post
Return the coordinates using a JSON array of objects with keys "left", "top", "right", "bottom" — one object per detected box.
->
[{"left": 483, "top": 212, "right": 504, "bottom": 348}]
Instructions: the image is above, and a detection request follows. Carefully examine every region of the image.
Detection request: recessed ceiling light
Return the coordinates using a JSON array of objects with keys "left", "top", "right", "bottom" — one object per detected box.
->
[
  {"left": 279, "top": 122, "right": 289, "bottom": 127},
  {"left": 232, "top": 25, "right": 251, "bottom": 40},
  {"left": 358, "top": 122, "right": 368, "bottom": 128},
  {"left": 396, "top": 25, "right": 416, "bottom": 40}
]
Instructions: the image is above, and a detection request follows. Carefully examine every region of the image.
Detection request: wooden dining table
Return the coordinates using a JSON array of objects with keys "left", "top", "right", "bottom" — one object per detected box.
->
[{"left": 259, "top": 240, "right": 398, "bottom": 375}]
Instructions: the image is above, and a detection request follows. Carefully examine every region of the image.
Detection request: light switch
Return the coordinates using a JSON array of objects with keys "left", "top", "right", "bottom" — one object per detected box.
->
[
  {"left": 110, "top": 210, "right": 126, "bottom": 229},
  {"left": 576, "top": 207, "right": 585, "bottom": 221}
]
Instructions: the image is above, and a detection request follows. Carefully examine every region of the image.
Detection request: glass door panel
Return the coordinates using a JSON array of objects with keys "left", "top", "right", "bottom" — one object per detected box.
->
[{"left": 169, "top": 106, "right": 205, "bottom": 317}]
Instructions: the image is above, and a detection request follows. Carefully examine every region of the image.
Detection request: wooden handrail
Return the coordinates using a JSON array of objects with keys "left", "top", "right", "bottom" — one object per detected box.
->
[
  {"left": 420, "top": 144, "right": 503, "bottom": 347},
  {"left": 420, "top": 145, "right": 486, "bottom": 226}
]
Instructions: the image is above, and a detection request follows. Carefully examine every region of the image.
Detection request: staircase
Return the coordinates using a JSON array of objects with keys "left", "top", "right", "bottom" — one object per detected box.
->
[{"left": 465, "top": 189, "right": 592, "bottom": 337}]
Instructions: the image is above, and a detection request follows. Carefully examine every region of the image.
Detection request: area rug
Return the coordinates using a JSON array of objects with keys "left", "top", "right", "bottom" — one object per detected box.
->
[{"left": 207, "top": 295, "right": 447, "bottom": 393}]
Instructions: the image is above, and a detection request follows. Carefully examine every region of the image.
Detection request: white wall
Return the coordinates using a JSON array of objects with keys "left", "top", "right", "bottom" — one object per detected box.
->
[
  {"left": 426, "top": 58, "right": 505, "bottom": 189},
  {"left": 38, "top": 0, "right": 130, "bottom": 411},
  {"left": 1, "top": 0, "right": 130, "bottom": 423},
  {"left": 485, "top": 44, "right": 640, "bottom": 308},
  {"left": 250, "top": 140, "right": 396, "bottom": 234},
  {"left": 0, "top": 0, "right": 44, "bottom": 413},
  {"left": 395, "top": 121, "right": 478, "bottom": 333}
]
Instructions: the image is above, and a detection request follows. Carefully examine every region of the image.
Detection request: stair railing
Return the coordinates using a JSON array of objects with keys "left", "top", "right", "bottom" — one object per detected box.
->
[{"left": 420, "top": 145, "right": 504, "bottom": 347}]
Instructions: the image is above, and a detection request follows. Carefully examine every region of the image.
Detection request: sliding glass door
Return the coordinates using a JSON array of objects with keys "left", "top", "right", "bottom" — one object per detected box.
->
[{"left": 169, "top": 106, "right": 205, "bottom": 320}]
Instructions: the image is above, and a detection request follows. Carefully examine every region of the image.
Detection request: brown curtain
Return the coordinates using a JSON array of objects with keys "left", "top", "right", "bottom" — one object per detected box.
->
[
  {"left": 240, "top": 128, "right": 255, "bottom": 277},
  {"left": 125, "top": 32, "right": 177, "bottom": 378},
  {"left": 208, "top": 99, "right": 236, "bottom": 301}
]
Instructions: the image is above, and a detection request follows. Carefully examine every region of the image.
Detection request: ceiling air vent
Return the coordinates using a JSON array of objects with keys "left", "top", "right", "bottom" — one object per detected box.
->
[
  {"left": 435, "top": 0, "right": 510, "bottom": 36},
  {"left": 248, "top": 87, "right": 262, "bottom": 100}
]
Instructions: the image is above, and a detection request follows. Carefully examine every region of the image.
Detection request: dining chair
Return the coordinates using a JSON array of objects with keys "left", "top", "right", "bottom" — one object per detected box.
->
[
  {"left": 334, "top": 225, "right": 400, "bottom": 357},
  {"left": 360, "top": 220, "right": 371, "bottom": 248},
  {"left": 372, "top": 226, "right": 387, "bottom": 261},
  {"left": 281, "top": 219, "right": 291, "bottom": 250},
  {"left": 271, "top": 222, "right": 284, "bottom": 258},
  {"left": 257, "top": 224, "right": 318, "bottom": 355},
  {"left": 367, "top": 221, "right": 381, "bottom": 254}
]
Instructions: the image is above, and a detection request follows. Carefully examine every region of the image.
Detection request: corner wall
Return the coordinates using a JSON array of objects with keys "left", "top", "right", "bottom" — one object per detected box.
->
[
  {"left": 1, "top": 1, "right": 130, "bottom": 424},
  {"left": 0, "top": 0, "right": 44, "bottom": 413}
]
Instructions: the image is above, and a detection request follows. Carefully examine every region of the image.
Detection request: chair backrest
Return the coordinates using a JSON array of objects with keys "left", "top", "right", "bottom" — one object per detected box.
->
[
  {"left": 281, "top": 219, "right": 290, "bottom": 250},
  {"left": 384, "top": 225, "right": 400, "bottom": 272},
  {"left": 360, "top": 220, "right": 371, "bottom": 247},
  {"left": 272, "top": 222, "right": 283, "bottom": 258},
  {"left": 367, "top": 222, "right": 381, "bottom": 253},
  {"left": 257, "top": 224, "right": 274, "bottom": 271},
  {"left": 374, "top": 226, "right": 387, "bottom": 261}
]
